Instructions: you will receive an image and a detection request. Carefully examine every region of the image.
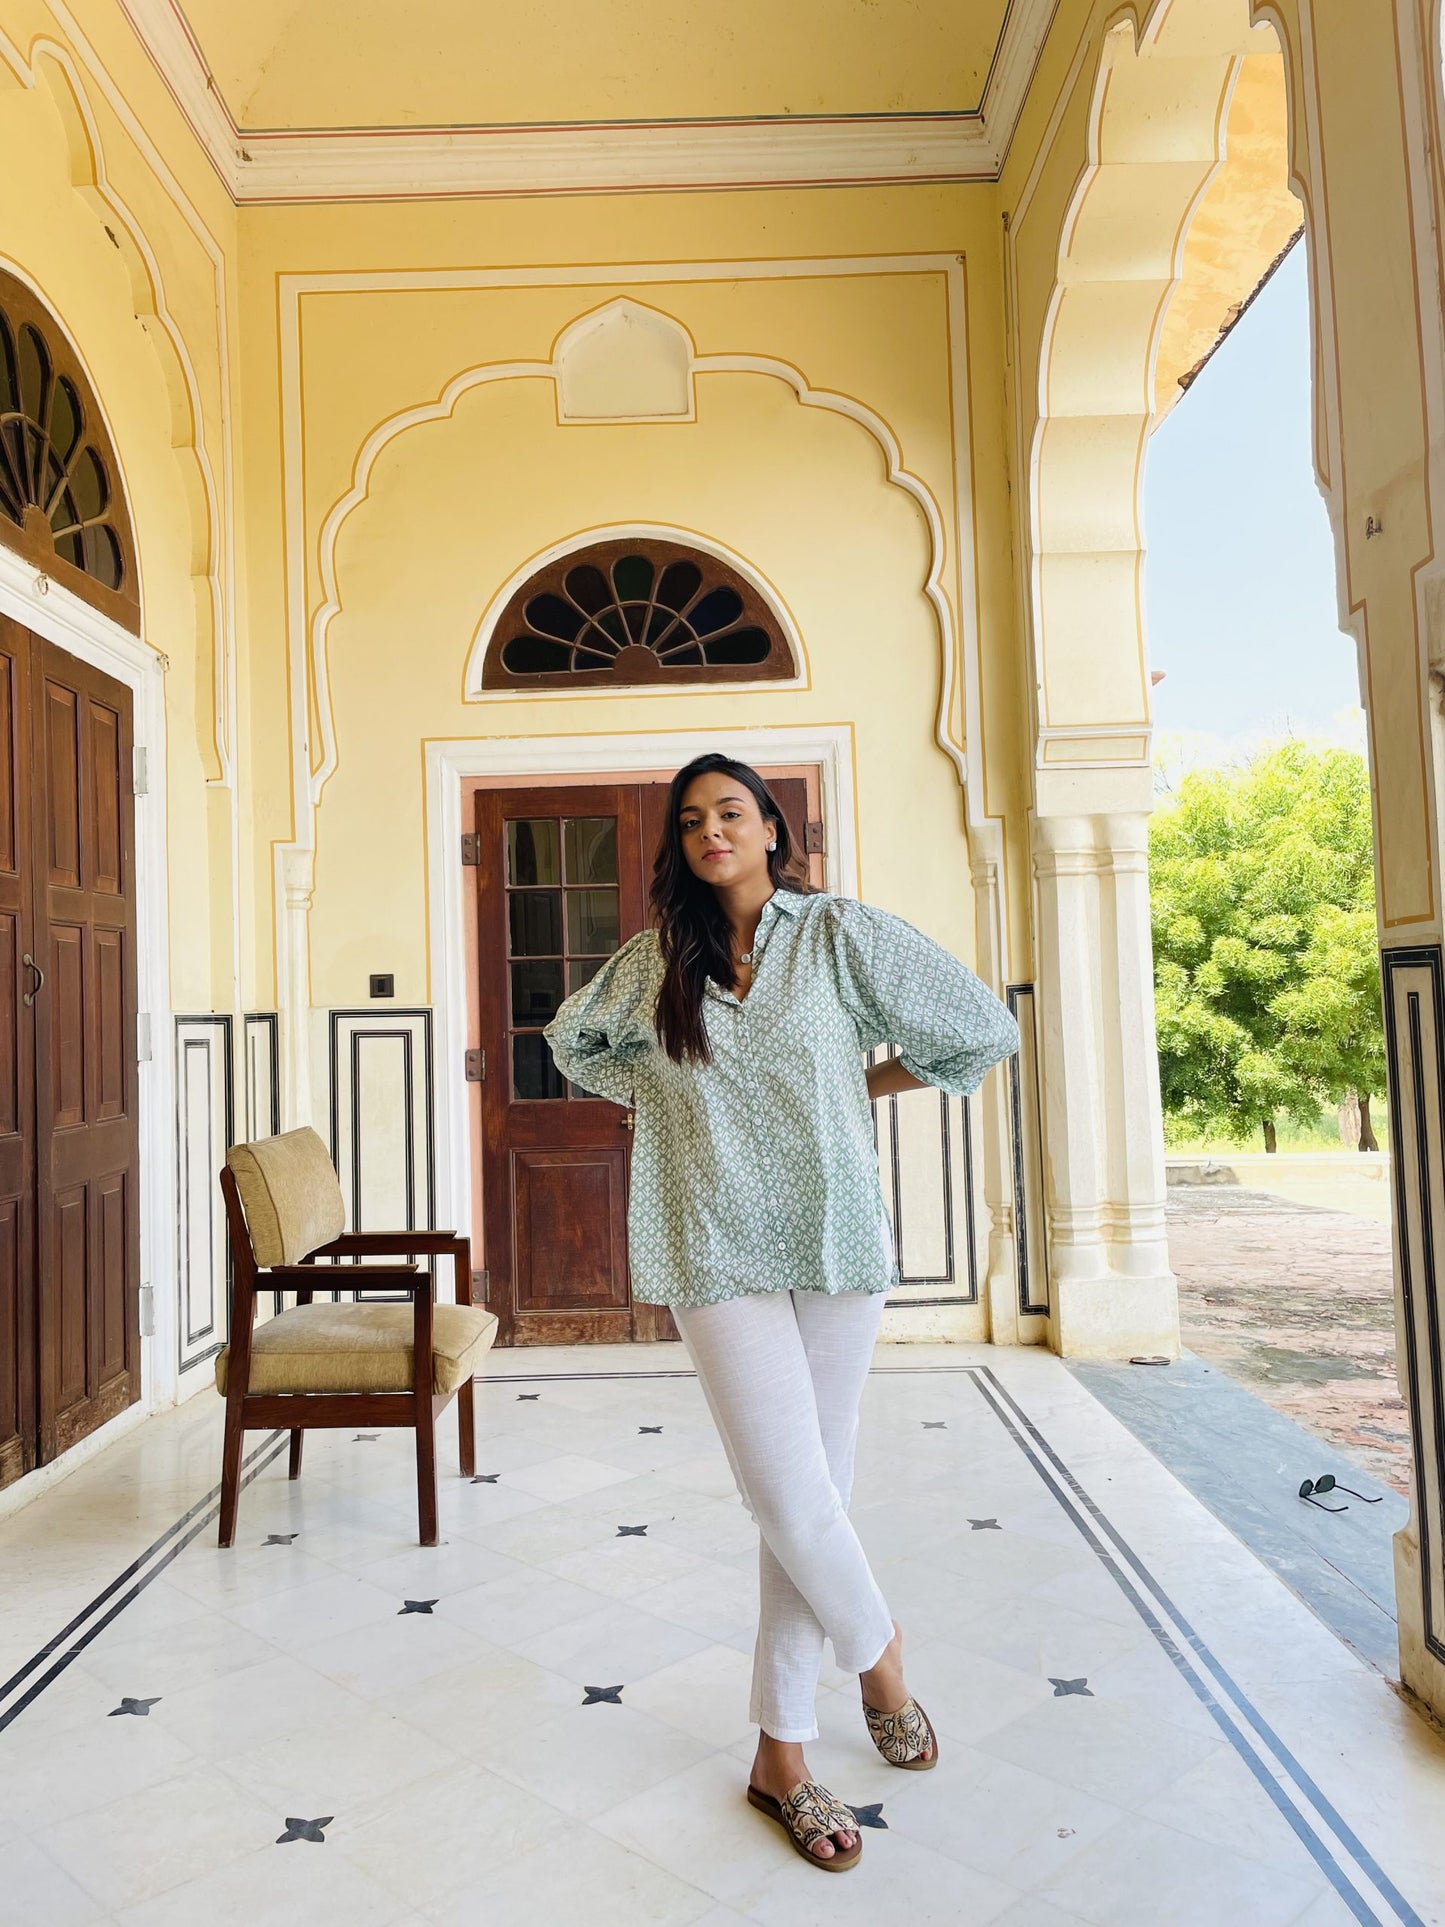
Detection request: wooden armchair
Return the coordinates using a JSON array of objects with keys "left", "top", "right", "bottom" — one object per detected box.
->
[{"left": 214, "top": 1127, "right": 497, "bottom": 1546}]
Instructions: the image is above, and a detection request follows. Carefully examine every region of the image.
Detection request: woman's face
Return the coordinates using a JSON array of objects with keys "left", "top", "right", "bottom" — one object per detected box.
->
[{"left": 678, "top": 771, "right": 775, "bottom": 891}]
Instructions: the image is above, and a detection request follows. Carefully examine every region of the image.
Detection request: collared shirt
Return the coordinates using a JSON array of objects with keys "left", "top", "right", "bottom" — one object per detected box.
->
[{"left": 543, "top": 889, "right": 1020, "bottom": 1311}]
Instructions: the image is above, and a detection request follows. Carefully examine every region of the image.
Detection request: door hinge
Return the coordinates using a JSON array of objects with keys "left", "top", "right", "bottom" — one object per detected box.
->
[
  {"left": 137, "top": 1012, "right": 152, "bottom": 1062},
  {"left": 465, "top": 1048, "right": 485, "bottom": 1082},
  {"left": 804, "top": 819, "right": 826, "bottom": 855},
  {"left": 132, "top": 746, "right": 148, "bottom": 796},
  {"left": 460, "top": 832, "right": 480, "bottom": 866},
  {"left": 473, "top": 1267, "right": 489, "bottom": 1303},
  {"left": 138, "top": 1283, "right": 155, "bottom": 1337}
]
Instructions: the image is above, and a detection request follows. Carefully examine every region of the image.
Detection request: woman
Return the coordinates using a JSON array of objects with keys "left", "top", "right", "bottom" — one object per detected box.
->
[{"left": 544, "top": 753, "right": 1019, "bottom": 1871}]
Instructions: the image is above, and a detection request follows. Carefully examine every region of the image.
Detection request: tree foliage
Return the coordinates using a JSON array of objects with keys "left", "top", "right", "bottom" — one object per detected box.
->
[{"left": 1150, "top": 742, "right": 1384, "bottom": 1145}]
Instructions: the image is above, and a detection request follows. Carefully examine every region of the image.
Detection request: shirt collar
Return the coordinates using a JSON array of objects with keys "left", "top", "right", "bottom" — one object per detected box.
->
[{"left": 764, "top": 889, "right": 804, "bottom": 918}]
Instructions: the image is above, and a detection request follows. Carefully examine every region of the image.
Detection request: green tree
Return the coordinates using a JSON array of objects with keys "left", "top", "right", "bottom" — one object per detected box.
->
[{"left": 1150, "top": 741, "right": 1383, "bottom": 1150}]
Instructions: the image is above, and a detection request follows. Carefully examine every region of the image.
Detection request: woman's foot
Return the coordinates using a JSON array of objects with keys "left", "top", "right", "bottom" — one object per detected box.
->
[
  {"left": 860, "top": 1621, "right": 934, "bottom": 1761},
  {"left": 750, "top": 1734, "right": 858, "bottom": 1861}
]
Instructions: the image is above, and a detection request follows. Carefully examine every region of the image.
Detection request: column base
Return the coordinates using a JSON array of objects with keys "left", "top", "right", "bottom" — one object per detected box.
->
[
  {"left": 1048, "top": 1268, "right": 1181, "bottom": 1359},
  {"left": 1394, "top": 1526, "right": 1445, "bottom": 1720}
]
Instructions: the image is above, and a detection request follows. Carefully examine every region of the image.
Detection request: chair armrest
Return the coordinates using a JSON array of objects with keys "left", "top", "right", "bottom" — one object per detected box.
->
[
  {"left": 310, "top": 1231, "right": 460, "bottom": 1258},
  {"left": 264, "top": 1263, "right": 428, "bottom": 1294}
]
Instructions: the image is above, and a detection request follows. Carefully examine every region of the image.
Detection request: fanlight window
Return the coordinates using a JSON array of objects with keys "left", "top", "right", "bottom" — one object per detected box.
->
[
  {"left": 0, "top": 271, "right": 138, "bottom": 632},
  {"left": 484, "top": 537, "right": 794, "bottom": 689}
]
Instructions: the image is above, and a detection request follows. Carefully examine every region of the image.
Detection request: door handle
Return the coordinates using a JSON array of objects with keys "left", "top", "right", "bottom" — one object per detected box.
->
[
  {"left": 620, "top": 1112, "right": 634, "bottom": 1131},
  {"left": 21, "top": 953, "right": 42, "bottom": 1007}
]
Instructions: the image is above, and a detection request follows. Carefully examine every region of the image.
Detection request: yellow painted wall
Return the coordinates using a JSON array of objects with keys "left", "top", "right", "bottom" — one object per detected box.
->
[
  {"left": 239, "top": 190, "right": 1021, "bottom": 1014},
  {"left": 0, "top": 0, "right": 243, "bottom": 1014}
]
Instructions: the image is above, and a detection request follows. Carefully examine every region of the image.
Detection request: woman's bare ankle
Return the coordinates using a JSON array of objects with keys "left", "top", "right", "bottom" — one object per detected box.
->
[
  {"left": 751, "top": 1731, "right": 807, "bottom": 1799},
  {"left": 860, "top": 1619, "right": 909, "bottom": 1715}
]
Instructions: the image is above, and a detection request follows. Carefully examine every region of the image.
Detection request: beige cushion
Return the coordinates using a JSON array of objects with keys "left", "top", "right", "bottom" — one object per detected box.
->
[
  {"left": 215, "top": 1301, "right": 498, "bottom": 1396},
  {"left": 227, "top": 1128, "right": 346, "bottom": 1266}
]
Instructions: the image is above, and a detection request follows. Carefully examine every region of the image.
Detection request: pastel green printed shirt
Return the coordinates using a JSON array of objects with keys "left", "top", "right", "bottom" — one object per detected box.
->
[{"left": 543, "top": 890, "right": 1020, "bottom": 1312}]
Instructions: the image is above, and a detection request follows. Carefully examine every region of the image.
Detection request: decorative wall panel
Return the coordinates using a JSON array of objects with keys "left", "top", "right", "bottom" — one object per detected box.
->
[
  {"left": 174, "top": 1015, "right": 233, "bottom": 1374},
  {"left": 872, "top": 1062, "right": 980, "bottom": 1305},
  {"left": 1007, "top": 984, "right": 1049, "bottom": 1317},
  {"left": 327, "top": 1009, "right": 436, "bottom": 1299},
  {"left": 242, "top": 1013, "right": 280, "bottom": 1144},
  {"left": 1382, "top": 946, "right": 1445, "bottom": 1662}
]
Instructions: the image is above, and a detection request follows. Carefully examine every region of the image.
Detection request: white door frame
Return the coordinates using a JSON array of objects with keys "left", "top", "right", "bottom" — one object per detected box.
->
[
  {"left": 424, "top": 724, "right": 858, "bottom": 1257},
  {"left": 0, "top": 550, "right": 177, "bottom": 1459}
]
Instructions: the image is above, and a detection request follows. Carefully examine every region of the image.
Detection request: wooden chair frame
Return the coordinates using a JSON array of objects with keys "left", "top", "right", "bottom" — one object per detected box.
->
[{"left": 218, "top": 1165, "right": 477, "bottom": 1546}]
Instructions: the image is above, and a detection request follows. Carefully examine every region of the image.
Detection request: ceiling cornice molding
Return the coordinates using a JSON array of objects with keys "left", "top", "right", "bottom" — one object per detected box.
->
[{"left": 118, "top": 0, "right": 1058, "bottom": 201}]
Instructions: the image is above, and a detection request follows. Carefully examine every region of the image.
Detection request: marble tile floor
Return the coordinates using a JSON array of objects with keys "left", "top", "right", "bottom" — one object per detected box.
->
[{"left": 2, "top": 1343, "right": 1444, "bottom": 1926}]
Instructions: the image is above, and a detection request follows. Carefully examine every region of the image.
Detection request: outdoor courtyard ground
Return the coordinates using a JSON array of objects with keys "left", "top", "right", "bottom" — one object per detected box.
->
[{"left": 1165, "top": 1183, "right": 1407, "bottom": 1494}]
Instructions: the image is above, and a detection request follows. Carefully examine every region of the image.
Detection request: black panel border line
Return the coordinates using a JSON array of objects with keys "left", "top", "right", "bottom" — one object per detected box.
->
[
  {"left": 1006, "top": 983, "right": 1049, "bottom": 1316},
  {"left": 173, "top": 1014, "right": 234, "bottom": 1371},
  {"left": 1381, "top": 946, "right": 1445, "bottom": 1665},
  {"left": 974, "top": 1366, "right": 1422, "bottom": 1927},
  {"left": 242, "top": 1012, "right": 280, "bottom": 1141},
  {"left": 328, "top": 1009, "right": 437, "bottom": 1300},
  {"left": 0, "top": 1429, "right": 286, "bottom": 1733},
  {"left": 870, "top": 1051, "right": 976, "bottom": 1305}
]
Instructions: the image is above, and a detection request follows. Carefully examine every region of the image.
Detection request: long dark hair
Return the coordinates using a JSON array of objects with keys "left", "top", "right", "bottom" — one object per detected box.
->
[{"left": 650, "top": 753, "right": 811, "bottom": 1063}]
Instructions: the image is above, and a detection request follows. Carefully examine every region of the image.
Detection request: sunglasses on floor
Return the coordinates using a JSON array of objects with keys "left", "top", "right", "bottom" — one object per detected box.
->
[{"left": 1297, "top": 1473, "right": 1383, "bottom": 1511}]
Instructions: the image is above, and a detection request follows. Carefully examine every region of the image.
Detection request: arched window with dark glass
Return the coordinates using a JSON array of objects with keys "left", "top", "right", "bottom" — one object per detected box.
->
[
  {"left": 0, "top": 270, "right": 139, "bottom": 634},
  {"left": 483, "top": 537, "right": 794, "bottom": 690}
]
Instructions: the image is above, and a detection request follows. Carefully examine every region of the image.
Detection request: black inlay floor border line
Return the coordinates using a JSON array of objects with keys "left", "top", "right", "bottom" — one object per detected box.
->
[
  {"left": 973, "top": 1365, "right": 1423, "bottom": 1927},
  {"left": 0, "top": 1431, "right": 288, "bottom": 1734},
  {"left": 477, "top": 1363, "right": 994, "bottom": 1384}
]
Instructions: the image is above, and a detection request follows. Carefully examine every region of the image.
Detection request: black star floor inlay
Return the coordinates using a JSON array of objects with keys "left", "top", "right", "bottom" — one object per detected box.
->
[
  {"left": 582, "top": 1684, "right": 624, "bottom": 1705},
  {"left": 922, "top": 1421, "right": 948, "bottom": 1430},
  {"left": 517, "top": 1393, "right": 540, "bottom": 1401},
  {"left": 276, "top": 1816, "right": 333, "bottom": 1844},
  {"left": 108, "top": 1696, "right": 161, "bottom": 1718},
  {"left": 969, "top": 1518, "right": 1001, "bottom": 1531},
  {"left": 1049, "top": 1677, "right": 1093, "bottom": 1697},
  {"left": 398, "top": 1599, "right": 438, "bottom": 1615},
  {"left": 353, "top": 1434, "right": 379, "bottom": 1442},
  {"left": 471, "top": 1473, "right": 500, "bottom": 1484},
  {"left": 616, "top": 1525, "right": 648, "bottom": 1537},
  {"left": 263, "top": 1533, "right": 298, "bottom": 1546},
  {"left": 849, "top": 1803, "right": 888, "bottom": 1830},
  {"left": 639, "top": 1425, "right": 663, "bottom": 1434}
]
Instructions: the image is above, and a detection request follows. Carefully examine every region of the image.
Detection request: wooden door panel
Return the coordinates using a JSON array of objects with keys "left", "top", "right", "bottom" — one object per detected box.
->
[
  {"left": 97, "top": 1171, "right": 129, "bottom": 1383},
  {"left": 48, "top": 924, "right": 85, "bottom": 1128},
  {"left": 53, "top": 1186, "right": 87, "bottom": 1414},
  {"left": 95, "top": 927, "right": 125, "bottom": 1118},
  {"left": 513, "top": 1147, "right": 630, "bottom": 1313},
  {"left": 0, "top": 618, "right": 31, "bottom": 1490},
  {"left": 89, "top": 699, "right": 122, "bottom": 892},
  {"left": 34, "top": 637, "right": 140, "bottom": 1458},
  {"left": 0, "top": 1198, "right": 20, "bottom": 1484},
  {"left": 43, "top": 682, "right": 80, "bottom": 885}
]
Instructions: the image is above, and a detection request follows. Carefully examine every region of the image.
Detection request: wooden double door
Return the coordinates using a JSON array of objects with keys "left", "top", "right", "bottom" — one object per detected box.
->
[
  {"left": 474, "top": 776, "right": 809, "bottom": 1345},
  {"left": 0, "top": 617, "right": 140, "bottom": 1489}
]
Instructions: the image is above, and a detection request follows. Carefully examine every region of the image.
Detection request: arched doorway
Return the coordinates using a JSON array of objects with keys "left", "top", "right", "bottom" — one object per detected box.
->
[{"left": 0, "top": 266, "right": 143, "bottom": 1485}]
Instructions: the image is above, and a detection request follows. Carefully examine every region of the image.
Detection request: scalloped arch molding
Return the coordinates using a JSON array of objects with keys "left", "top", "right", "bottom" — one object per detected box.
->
[{"left": 306, "top": 297, "right": 967, "bottom": 807}]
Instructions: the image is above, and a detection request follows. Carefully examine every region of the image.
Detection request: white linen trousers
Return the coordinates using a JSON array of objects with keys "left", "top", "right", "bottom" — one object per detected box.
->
[{"left": 671, "top": 1288, "right": 894, "bottom": 1742}]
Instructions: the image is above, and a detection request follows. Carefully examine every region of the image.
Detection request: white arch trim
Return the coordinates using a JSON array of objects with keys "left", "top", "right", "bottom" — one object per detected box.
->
[
  {"left": 305, "top": 338, "right": 967, "bottom": 809},
  {"left": 464, "top": 521, "right": 809, "bottom": 698}
]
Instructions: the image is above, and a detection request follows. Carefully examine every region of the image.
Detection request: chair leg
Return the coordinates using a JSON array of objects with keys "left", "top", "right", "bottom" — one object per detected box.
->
[
  {"left": 218, "top": 1398, "right": 246, "bottom": 1547},
  {"left": 288, "top": 1429, "right": 304, "bottom": 1480},
  {"left": 458, "top": 1374, "right": 476, "bottom": 1479},
  {"left": 416, "top": 1396, "right": 439, "bottom": 1546}
]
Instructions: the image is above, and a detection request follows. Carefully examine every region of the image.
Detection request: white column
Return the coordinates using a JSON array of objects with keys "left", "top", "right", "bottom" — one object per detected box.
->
[
  {"left": 275, "top": 843, "right": 315, "bottom": 1134},
  {"left": 1031, "top": 807, "right": 1178, "bottom": 1356}
]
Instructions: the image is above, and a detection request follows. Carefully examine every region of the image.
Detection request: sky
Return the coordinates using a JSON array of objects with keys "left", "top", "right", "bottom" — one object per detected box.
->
[{"left": 1143, "top": 244, "right": 1365, "bottom": 776}]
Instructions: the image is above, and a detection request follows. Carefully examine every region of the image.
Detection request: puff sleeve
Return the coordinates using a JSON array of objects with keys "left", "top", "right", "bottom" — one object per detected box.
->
[
  {"left": 543, "top": 931, "right": 660, "bottom": 1106},
  {"left": 830, "top": 900, "right": 1019, "bottom": 1097}
]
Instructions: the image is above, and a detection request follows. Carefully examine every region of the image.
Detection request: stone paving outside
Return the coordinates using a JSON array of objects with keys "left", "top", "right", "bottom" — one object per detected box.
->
[{"left": 1166, "top": 1183, "right": 1410, "bottom": 1494}]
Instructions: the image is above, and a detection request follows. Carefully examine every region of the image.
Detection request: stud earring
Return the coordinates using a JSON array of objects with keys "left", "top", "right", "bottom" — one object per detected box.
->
[{"left": 767, "top": 841, "right": 776, "bottom": 852}]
